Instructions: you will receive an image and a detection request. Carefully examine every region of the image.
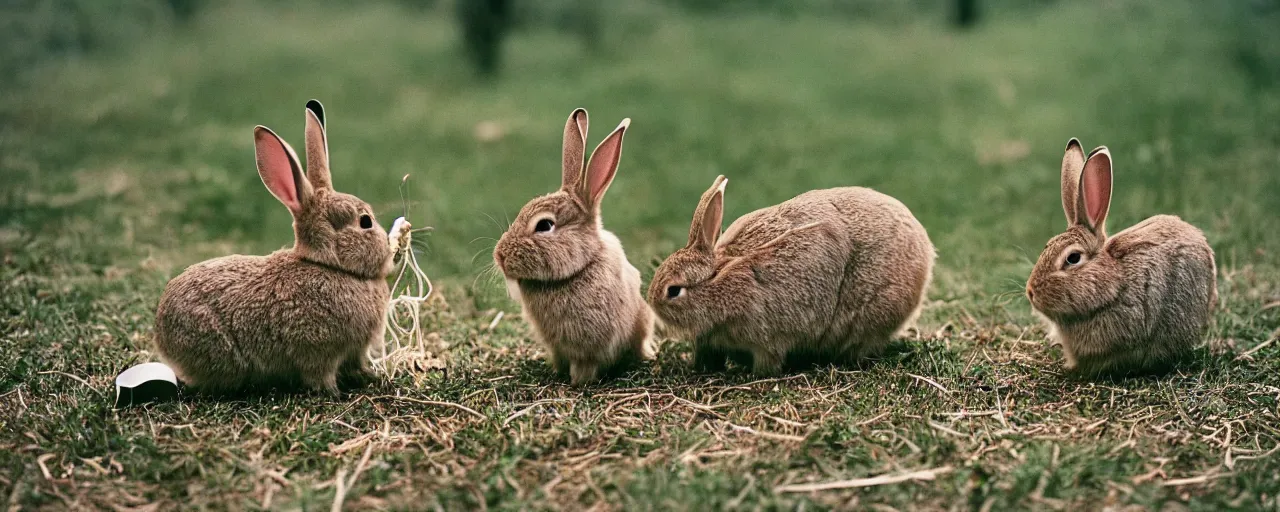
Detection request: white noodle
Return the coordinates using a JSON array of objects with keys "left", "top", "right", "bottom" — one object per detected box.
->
[{"left": 369, "top": 216, "right": 434, "bottom": 378}]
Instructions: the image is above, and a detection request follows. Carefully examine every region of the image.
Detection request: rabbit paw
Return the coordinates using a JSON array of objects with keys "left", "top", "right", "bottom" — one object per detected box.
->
[
  {"left": 303, "top": 372, "right": 341, "bottom": 397},
  {"left": 750, "top": 350, "right": 784, "bottom": 376},
  {"left": 692, "top": 344, "right": 728, "bottom": 373},
  {"left": 339, "top": 355, "right": 377, "bottom": 388},
  {"left": 569, "top": 362, "right": 602, "bottom": 386},
  {"left": 547, "top": 352, "right": 572, "bottom": 379}
]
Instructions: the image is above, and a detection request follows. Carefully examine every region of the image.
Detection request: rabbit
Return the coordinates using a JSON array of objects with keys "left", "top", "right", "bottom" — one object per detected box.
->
[
  {"left": 647, "top": 175, "right": 935, "bottom": 375},
  {"left": 1025, "top": 139, "right": 1217, "bottom": 377},
  {"left": 493, "top": 108, "right": 655, "bottom": 386},
  {"left": 153, "top": 100, "right": 394, "bottom": 395}
]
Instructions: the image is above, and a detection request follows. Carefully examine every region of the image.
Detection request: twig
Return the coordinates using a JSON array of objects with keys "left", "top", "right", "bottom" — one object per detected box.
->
[
  {"left": 346, "top": 443, "right": 375, "bottom": 490},
  {"left": 504, "top": 399, "right": 573, "bottom": 426},
  {"left": 1161, "top": 473, "right": 1232, "bottom": 487},
  {"left": 993, "top": 387, "right": 1011, "bottom": 429},
  {"left": 374, "top": 396, "right": 485, "bottom": 420},
  {"left": 37, "top": 371, "right": 97, "bottom": 393},
  {"left": 36, "top": 454, "right": 55, "bottom": 480},
  {"left": 330, "top": 468, "right": 348, "bottom": 512},
  {"left": 1229, "top": 444, "right": 1280, "bottom": 463},
  {"left": 726, "top": 422, "right": 806, "bottom": 442},
  {"left": 907, "top": 373, "right": 951, "bottom": 396},
  {"left": 486, "top": 311, "right": 505, "bottom": 331},
  {"left": 761, "top": 414, "right": 805, "bottom": 428},
  {"left": 855, "top": 412, "right": 889, "bottom": 427},
  {"left": 928, "top": 421, "right": 965, "bottom": 438},
  {"left": 1235, "top": 337, "right": 1275, "bottom": 361},
  {"left": 672, "top": 396, "right": 726, "bottom": 418},
  {"left": 774, "top": 466, "right": 954, "bottom": 493}
]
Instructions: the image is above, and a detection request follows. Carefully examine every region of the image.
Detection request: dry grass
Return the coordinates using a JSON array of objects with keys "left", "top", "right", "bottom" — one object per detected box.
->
[{"left": 3, "top": 0, "right": 1279, "bottom": 509}]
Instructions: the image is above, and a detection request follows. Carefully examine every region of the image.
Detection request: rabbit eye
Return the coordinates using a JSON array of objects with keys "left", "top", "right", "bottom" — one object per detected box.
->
[
  {"left": 535, "top": 219, "right": 555, "bottom": 233},
  {"left": 1064, "top": 251, "right": 1083, "bottom": 267},
  {"left": 666, "top": 286, "right": 685, "bottom": 299},
  {"left": 359, "top": 214, "right": 373, "bottom": 230}
]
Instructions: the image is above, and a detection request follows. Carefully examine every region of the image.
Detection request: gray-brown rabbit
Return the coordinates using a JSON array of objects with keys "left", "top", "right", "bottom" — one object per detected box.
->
[
  {"left": 648, "top": 175, "right": 935, "bottom": 375},
  {"left": 153, "top": 100, "right": 394, "bottom": 395},
  {"left": 493, "top": 109, "right": 655, "bottom": 386},
  {"left": 1025, "top": 139, "right": 1217, "bottom": 377}
]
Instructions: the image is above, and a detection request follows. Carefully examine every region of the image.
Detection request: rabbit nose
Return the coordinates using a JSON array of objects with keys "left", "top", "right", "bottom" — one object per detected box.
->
[
  {"left": 495, "top": 251, "right": 505, "bottom": 269},
  {"left": 1025, "top": 284, "right": 1034, "bottom": 300}
]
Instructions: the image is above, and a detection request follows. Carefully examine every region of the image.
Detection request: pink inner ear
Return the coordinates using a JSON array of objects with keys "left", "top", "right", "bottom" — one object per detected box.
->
[
  {"left": 586, "top": 132, "right": 623, "bottom": 202},
  {"left": 255, "top": 130, "right": 301, "bottom": 212},
  {"left": 1082, "top": 156, "right": 1112, "bottom": 225},
  {"left": 702, "top": 192, "right": 723, "bottom": 246}
]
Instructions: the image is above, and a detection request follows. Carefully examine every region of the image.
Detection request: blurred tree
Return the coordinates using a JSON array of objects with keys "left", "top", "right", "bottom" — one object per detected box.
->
[
  {"left": 563, "top": 0, "right": 601, "bottom": 52},
  {"left": 458, "top": 0, "right": 512, "bottom": 77},
  {"left": 166, "top": 0, "right": 202, "bottom": 22},
  {"left": 399, "top": 0, "right": 439, "bottom": 10},
  {"left": 953, "top": 0, "right": 978, "bottom": 27}
]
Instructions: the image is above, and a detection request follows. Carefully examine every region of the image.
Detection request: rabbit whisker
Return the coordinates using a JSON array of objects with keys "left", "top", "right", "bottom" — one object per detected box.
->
[
  {"left": 471, "top": 246, "right": 497, "bottom": 266},
  {"left": 481, "top": 212, "right": 508, "bottom": 234},
  {"left": 399, "top": 174, "right": 412, "bottom": 219},
  {"left": 472, "top": 263, "right": 504, "bottom": 290}
]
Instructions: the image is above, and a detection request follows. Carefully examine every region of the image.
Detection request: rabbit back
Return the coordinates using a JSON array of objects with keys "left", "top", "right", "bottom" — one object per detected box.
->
[
  {"left": 154, "top": 250, "right": 389, "bottom": 392},
  {"left": 820, "top": 188, "right": 934, "bottom": 358},
  {"left": 715, "top": 187, "right": 934, "bottom": 364}
]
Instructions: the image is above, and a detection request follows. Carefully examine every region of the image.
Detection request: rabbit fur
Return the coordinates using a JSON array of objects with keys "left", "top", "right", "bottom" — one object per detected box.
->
[
  {"left": 493, "top": 109, "right": 655, "bottom": 385},
  {"left": 153, "top": 100, "right": 394, "bottom": 395},
  {"left": 648, "top": 175, "right": 935, "bottom": 375},
  {"left": 1026, "top": 139, "right": 1217, "bottom": 377}
]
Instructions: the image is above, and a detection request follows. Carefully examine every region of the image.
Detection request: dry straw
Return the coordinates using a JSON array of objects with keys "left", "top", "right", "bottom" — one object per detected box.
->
[{"left": 368, "top": 175, "right": 436, "bottom": 377}]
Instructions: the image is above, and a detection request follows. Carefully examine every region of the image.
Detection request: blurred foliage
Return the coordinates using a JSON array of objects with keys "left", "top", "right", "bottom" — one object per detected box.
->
[
  {"left": 1227, "top": 0, "right": 1280, "bottom": 88},
  {"left": 509, "top": 0, "right": 603, "bottom": 49},
  {"left": 456, "top": 0, "right": 511, "bottom": 76},
  {"left": 0, "top": 0, "right": 176, "bottom": 77},
  {"left": 953, "top": 0, "right": 980, "bottom": 27},
  {"left": 454, "top": 0, "right": 608, "bottom": 75},
  {"left": 658, "top": 0, "right": 941, "bottom": 20},
  {"left": 165, "top": 0, "right": 203, "bottom": 22}
]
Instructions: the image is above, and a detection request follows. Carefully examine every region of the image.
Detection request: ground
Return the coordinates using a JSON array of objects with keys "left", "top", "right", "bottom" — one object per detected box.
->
[{"left": 2, "top": 0, "right": 1279, "bottom": 510}]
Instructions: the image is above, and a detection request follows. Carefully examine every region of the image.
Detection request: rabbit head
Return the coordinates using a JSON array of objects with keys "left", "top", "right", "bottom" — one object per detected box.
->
[
  {"left": 647, "top": 175, "right": 730, "bottom": 337},
  {"left": 649, "top": 175, "right": 820, "bottom": 338},
  {"left": 255, "top": 100, "right": 393, "bottom": 280},
  {"left": 1026, "top": 138, "right": 1122, "bottom": 320},
  {"left": 494, "top": 109, "right": 629, "bottom": 282}
]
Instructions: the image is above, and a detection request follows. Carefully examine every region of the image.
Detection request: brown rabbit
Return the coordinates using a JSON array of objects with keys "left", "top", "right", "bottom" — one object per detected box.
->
[
  {"left": 153, "top": 100, "right": 394, "bottom": 395},
  {"left": 647, "top": 175, "right": 935, "bottom": 375},
  {"left": 1025, "top": 139, "right": 1217, "bottom": 377},
  {"left": 493, "top": 109, "right": 655, "bottom": 385}
]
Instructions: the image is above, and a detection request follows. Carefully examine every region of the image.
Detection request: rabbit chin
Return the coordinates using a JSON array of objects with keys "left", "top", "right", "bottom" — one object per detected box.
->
[
  {"left": 1030, "top": 309, "right": 1067, "bottom": 348},
  {"left": 649, "top": 311, "right": 703, "bottom": 341},
  {"left": 504, "top": 278, "right": 523, "bottom": 303}
]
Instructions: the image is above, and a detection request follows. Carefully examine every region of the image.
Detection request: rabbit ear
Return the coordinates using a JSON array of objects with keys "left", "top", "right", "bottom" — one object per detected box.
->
[
  {"left": 687, "top": 175, "right": 727, "bottom": 251},
  {"left": 1077, "top": 147, "right": 1113, "bottom": 236},
  {"left": 579, "top": 118, "right": 629, "bottom": 209},
  {"left": 561, "top": 108, "right": 588, "bottom": 192},
  {"left": 304, "top": 100, "right": 332, "bottom": 191},
  {"left": 255, "top": 126, "right": 312, "bottom": 214},
  {"left": 1061, "top": 138, "right": 1085, "bottom": 226}
]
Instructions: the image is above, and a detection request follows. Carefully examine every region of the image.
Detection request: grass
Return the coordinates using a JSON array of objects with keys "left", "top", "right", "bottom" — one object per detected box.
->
[{"left": 2, "top": 0, "right": 1279, "bottom": 509}]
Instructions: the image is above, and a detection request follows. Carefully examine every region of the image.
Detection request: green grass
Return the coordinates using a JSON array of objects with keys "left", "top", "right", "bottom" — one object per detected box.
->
[{"left": 2, "top": 0, "right": 1279, "bottom": 509}]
